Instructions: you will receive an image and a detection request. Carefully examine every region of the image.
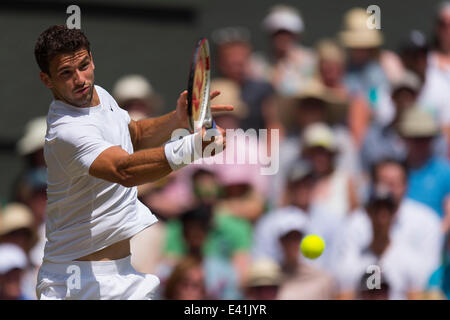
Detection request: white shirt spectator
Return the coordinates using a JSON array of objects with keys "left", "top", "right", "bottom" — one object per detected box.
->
[
  {"left": 338, "top": 242, "right": 424, "bottom": 299},
  {"left": 252, "top": 205, "right": 342, "bottom": 272},
  {"left": 418, "top": 53, "right": 450, "bottom": 127},
  {"left": 270, "top": 125, "right": 361, "bottom": 207},
  {"left": 332, "top": 198, "right": 443, "bottom": 291}
]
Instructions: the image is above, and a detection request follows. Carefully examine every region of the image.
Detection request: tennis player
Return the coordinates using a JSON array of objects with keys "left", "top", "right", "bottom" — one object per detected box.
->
[{"left": 34, "top": 25, "right": 230, "bottom": 300}]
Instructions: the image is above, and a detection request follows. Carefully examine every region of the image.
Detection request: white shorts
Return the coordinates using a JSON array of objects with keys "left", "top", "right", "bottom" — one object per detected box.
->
[{"left": 36, "top": 255, "right": 160, "bottom": 300}]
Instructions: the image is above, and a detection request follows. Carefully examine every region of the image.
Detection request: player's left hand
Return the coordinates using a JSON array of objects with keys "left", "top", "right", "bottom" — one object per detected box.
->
[{"left": 175, "top": 90, "right": 234, "bottom": 128}]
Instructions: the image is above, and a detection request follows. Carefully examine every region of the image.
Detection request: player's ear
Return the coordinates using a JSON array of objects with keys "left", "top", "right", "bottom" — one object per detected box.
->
[{"left": 39, "top": 71, "right": 53, "bottom": 89}]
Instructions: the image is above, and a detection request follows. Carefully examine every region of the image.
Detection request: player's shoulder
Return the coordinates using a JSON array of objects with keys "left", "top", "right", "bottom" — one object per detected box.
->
[
  {"left": 94, "top": 84, "right": 112, "bottom": 99},
  {"left": 95, "top": 84, "right": 130, "bottom": 119},
  {"left": 95, "top": 85, "right": 125, "bottom": 108}
]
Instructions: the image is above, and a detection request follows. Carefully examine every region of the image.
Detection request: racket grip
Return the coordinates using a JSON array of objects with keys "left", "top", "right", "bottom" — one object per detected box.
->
[{"left": 212, "top": 119, "right": 216, "bottom": 129}]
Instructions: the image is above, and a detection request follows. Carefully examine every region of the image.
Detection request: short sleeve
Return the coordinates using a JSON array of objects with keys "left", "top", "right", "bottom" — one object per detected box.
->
[
  {"left": 51, "top": 123, "right": 115, "bottom": 177},
  {"left": 120, "top": 107, "right": 131, "bottom": 125}
]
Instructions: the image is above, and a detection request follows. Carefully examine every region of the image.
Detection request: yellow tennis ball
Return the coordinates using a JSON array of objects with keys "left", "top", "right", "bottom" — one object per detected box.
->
[{"left": 300, "top": 235, "right": 325, "bottom": 259}]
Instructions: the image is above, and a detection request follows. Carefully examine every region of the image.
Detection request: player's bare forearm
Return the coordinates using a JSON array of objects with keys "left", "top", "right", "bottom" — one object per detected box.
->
[
  {"left": 89, "top": 145, "right": 173, "bottom": 187},
  {"left": 130, "top": 111, "right": 183, "bottom": 150}
]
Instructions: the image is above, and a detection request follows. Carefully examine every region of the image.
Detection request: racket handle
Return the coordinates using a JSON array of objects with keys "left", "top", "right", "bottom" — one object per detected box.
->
[{"left": 212, "top": 119, "right": 216, "bottom": 129}]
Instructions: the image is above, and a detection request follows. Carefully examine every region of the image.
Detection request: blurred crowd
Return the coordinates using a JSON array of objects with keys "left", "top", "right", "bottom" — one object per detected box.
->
[{"left": 2, "top": 3, "right": 450, "bottom": 300}]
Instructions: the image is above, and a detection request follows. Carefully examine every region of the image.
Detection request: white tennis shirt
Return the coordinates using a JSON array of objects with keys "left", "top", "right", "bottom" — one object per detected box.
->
[{"left": 43, "top": 85, "right": 157, "bottom": 263}]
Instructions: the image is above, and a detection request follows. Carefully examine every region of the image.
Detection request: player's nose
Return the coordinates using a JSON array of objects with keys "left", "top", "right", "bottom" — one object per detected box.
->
[{"left": 73, "top": 69, "right": 85, "bottom": 86}]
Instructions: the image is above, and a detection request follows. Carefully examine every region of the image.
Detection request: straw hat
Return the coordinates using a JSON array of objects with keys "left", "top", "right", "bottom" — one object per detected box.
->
[
  {"left": 397, "top": 107, "right": 439, "bottom": 138},
  {"left": 245, "top": 258, "right": 282, "bottom": 288},
  {"left": 0, "top": 203, "right": 35, "bottom": 236},
  {"left": 338, "top": 8, "right": 383, "bottom": 48}
]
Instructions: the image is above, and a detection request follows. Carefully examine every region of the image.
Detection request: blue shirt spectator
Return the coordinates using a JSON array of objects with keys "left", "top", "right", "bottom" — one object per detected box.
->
[{"left": 407, "top": 156, "right": 450, "bottom": 218}]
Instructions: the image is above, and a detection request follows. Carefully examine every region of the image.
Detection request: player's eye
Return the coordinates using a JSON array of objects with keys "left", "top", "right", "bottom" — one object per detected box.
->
[
  {"left": 59, "top": 70, "right": 71, "bottom": 77},
  {"left": 80, "top": 63, "right": 89, "bottom": 70}
]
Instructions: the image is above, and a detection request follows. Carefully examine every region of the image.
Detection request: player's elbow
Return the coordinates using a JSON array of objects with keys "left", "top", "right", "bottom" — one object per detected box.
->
[{"left": 115, "top": 158, "right": 137, "bottom": 188}]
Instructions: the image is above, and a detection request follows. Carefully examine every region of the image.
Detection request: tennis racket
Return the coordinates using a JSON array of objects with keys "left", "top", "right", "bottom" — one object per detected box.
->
[{"left": 187, "top": 38, "right": 216, "bottom": 133}]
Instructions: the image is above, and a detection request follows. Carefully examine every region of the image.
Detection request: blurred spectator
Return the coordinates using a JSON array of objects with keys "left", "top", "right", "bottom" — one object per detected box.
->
[
  {"left": 272, "top": 81, "right": 360, "bottom": 207},
  {"left": 212, "top": 27, "right": 277, "bottom": 132},
  {"left": 138, "top": 174, "right": 192, "bottom": 219},
  {"left": 0, "top": 203, "right": 37, "bottom": 254},
  {"left": 112, "top": 74, "right": 162, "bottom": 119},
  {"left": 334, "top": 158, "right": 443, "bottom": 294},
  {"left": 155, "top": 205, "right": 241, "bottom": 300},
  {"left": 190, "top": 168, "right": 223, "bottom": 207},
  {"left": 214, "top": 164, "right": 267, "bottom": 223},
  {"left": 210, "top": 78, "right": 250, "bottom": 130},
  {"left": 315, "top": 39, "right": 371, "bottom": 148},
  {"left": 303, "top": 123, "right": 358, "bottom": 218},
  {"left": 253, "top": 160, "right": 342, "bottom": 273},
  {"left": 412, "top": 3, "right": 450, "bottom": 142},
  {"left": 16, "top": 116, "right": 47, "bottom": 170},
  {"left": 361, "top": 71, "right": 448, "bottom": 171},
  {"left": 430, "top": 2, "right": 450, "bottom": 86},
  {"left": 398, "top": 107, "right": 450, "bottom": 222},
  {"left": 0, "top": 203, "right": 41, "bottom": 299},
  {"left": 13, "top": 117, "right": 47, "bottom": 204},
  {"left": 339, "top": 7, "right": 399, "bottom": 128},
  {"left": 163, "top": 192, "right": 252, "bottom": 288},
  {"left": 336, "top": 190, "right": 425, "bottom": 299},
  {"left": 250, "top": 5, "right": 316, "bottom": 97},
  {"left": 244, "top": 258, "right": 281, "bottom": 300},
  {"left": 276, "top": 223, "right": 336, "bottom": 300},
  {"left": 400, "top": 30, "right": 429, "bottom": 81},
  {"left": 426, "top": 232, "right": 450, "bottom": 299},
  {"left": 0, "top": 244, "right": 31, "bottom": 300},
  {"left": 163, "top": 256, "right": 208, "bottom": 300}
]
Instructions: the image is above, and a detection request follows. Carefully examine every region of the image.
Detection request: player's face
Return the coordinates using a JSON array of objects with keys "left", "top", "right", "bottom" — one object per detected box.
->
[{"left": 40, "top": 49, "right": 95, "bottom": 108}]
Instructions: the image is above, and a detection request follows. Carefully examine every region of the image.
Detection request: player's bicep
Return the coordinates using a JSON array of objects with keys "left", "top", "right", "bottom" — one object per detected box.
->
[{"left": 89, "top": 145, "right": 131, "bottom": 184}]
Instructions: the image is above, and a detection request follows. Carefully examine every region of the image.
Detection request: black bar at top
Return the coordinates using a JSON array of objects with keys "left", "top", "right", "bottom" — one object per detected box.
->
[{"left": 0, "top": 0, "right": 196, "bottom": 24}]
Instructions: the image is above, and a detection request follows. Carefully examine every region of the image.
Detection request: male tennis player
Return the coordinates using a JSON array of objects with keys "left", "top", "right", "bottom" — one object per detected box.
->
[{"left": 34, "top": 25, "right": 230, "bottom": 300}]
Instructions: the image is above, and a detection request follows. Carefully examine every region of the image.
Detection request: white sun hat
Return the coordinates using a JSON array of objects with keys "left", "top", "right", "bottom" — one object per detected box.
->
[
  {"left": 0, "top": 244, "right": 28, "bottom": 274},
  {"left": 112, "top": 74, "right": 154, "bottom": 105},
  {"left": 263, "top": 5, "right": 304, "bottom": 34},
  {"left": 17, "top": 116, "right": 47, "bottom": 156}
]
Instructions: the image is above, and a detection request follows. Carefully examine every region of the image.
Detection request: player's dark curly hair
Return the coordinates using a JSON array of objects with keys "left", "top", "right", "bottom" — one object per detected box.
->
[{"left": 34, "top": 25, "right": 90, "bottom": 75}]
